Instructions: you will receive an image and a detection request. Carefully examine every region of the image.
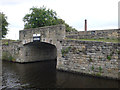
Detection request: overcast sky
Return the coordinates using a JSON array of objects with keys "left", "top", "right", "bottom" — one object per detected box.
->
[{"left": 0, "top": 0, "right": 119, "bottom": 40}]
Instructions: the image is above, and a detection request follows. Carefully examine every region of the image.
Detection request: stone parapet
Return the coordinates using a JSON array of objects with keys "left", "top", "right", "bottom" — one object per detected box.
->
[{"left": 66, "top": 29, "right": 119, "bottom": 39}]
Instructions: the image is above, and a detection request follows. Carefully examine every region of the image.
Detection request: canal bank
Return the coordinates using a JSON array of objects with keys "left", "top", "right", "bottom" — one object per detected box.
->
[
  {"left": 57, "top": 68, "right": 120, "bottom": 81},
  {"left": 2, "top": 39, "right": 120, "bottom": 80},
  {"left": 2, "top": 26, "right": 120, "bottom": 81},
  {"left": 57, "top": 40, "right": 120, "bottom": 80}
]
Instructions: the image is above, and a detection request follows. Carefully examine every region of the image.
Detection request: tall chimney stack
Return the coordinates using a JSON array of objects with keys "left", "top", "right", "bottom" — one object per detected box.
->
[{"left": 85, "top": 19, "right": 87, "bottom": 31}]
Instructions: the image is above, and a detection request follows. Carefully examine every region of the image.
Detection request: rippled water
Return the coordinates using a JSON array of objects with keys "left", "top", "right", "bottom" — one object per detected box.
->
[{"left": 2, "top": 60, "right": 119, "bottom": 89}]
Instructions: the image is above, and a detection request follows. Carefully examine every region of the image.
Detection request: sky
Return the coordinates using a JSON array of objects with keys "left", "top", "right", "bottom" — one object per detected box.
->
[{"left": 0, "top": 0, "right": 119, "bottom": 40}]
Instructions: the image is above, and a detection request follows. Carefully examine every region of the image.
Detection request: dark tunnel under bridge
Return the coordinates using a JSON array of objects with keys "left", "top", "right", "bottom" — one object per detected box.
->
[{"left": 23, "top": 42, "right": 57, "bottom": 62}]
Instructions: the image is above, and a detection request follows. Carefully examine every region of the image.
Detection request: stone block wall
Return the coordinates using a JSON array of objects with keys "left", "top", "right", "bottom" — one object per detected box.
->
[
  {"left": 2, "top": 41, "right": 58, "bottom": 63},
  {"left": 2, "top": 24, "right": 66, "bottom": 63},
  {"left": 66, "top": 29, "right": 119, "bottom": 39},
  {"left": 19, "top": 24, "right": 65, "bottom": 45},
  {"left": 19, "top": 24, "right": 66, "bottom": 63},
  {"left": 57, "top": 40, "right": 119, "bottom": 79},
  {"left": 2, "top": 25, "right": 120, "bottom": 79},
  {"left": 2, "top": 41, "right": 23, "bottom": 62}
]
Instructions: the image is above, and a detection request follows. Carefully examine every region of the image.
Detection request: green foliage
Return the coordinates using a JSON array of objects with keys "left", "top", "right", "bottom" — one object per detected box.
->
[
  {"left": 0, "top": 12, "right": 9, "bottom": 38},
  {"left": 2, "top": 39, "right": 17, "bottom": 45},
  {"left": 61, "top": 46, "right": 71, "bottom": 56},
  {"left": 65, "top": 23, "right": 77, "bottom": 32},
  {"left": 89, "top": 57, "right": 93, "bottom": 62},
  {"left": 107, "top": 55, "right": 111, "bottom": 60},
  {"left": 4, "top": 42, "right": 8, "bottom": 45},
  {"left": 23, "top": 6, "right": 77, "bottom": 32},
  {"left": 66, "top": 38, "right": 119, "bottom": 43},
  {"left": 96, "top": 72, "right": 101, "bottom": 76},
  {"left": 91, "top": 65, "right": 94, "bottom": 70},
  {"left": 61, "top": 49, "right": 65, "bottom": 55},
  {"left": 2, "top": 52, "right": 15, "bottom": 61},
  {"left": 99, "top": 66, "right": 102, "bottom": 72}
]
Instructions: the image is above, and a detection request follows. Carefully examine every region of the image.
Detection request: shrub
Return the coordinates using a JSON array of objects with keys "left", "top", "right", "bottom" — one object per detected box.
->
[
  {"left": 61, "top": 46, "right": 71, "bottom": 56},
  {"left": 99, "top": 66, "right": 102, "bottom": 72},
  {"left": 96, "top": 72, "right": 101, "bottom": 76},
  {"left": 5, "top": 42, "right": 8, "bottom": 45},
  {"left": 89, "top": 57, "right": 92, "bottom": 62},
  {"left": 91, "top": 65, "right": 94, "bottom": 70},
  {"left": 107, "top": 55, "right": 111, "bottom": 60},
  {"left": 2, "top": 52, "right": 15, "bottom": 61}
]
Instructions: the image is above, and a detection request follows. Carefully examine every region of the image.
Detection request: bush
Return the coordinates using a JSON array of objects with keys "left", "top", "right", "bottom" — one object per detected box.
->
[
  {"left": 107, "top": 55, "right": 111, "bottom": 60},
  {"left": 89, "top": 57, "right": 92, "bottom": 62},
  {"left": 99, "top": 66, "right": 102, "bottom": 72},
  {"left": 5, "top": 42, "right": 8, "bottom": 45},
  {"left": 61, "top": 46, "right": 71, "bottom": 56},
  {"left": 96, "top": 72, "right": 101, "bottom": 76},
  {"left": 2, "top": 52, "right": 15, "bottom": 61},
  {"left": 91, "top": 65, "right": 94, "bottom": 70}
]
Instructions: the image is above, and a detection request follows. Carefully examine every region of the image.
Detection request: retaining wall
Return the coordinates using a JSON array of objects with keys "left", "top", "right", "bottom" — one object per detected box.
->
[
  {"left": 57, "top": 40, "right": 120, "bottom": 79},
  {"left": 66, "top": 29, "right": 119, "bottom": 39},
  {"left": 2, "top": 41, "right": 22, "bottom": 62}
]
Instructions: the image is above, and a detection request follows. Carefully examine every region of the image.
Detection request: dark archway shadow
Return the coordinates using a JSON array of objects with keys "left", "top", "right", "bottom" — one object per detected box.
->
[{"left": 23, "top": 42, "right": 57, "bottom": 63}]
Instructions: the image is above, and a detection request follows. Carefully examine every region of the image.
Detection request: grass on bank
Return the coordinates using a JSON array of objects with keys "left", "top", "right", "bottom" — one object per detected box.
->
[
  {"left": 2, "top": 39, "right": 18, "bottom": 45},
  {"left": 66, "top": 38, "right": 119, "bottom": 43}
]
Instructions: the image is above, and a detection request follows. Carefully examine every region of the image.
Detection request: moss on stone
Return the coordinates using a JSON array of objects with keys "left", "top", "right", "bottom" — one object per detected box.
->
[
  {"left": 2, "top": 52, "right": 15, "bottom": 61},
  {"left": 96, "top": 72, "right": 101, "bottom": 76},
  {"left": 89, "top": 57, "right": 93, "bottom": 62},
  {"left": 107, "top": 55, "right": 111, "bottom": 60},
  {"left": 99, "top": 66, "right": 102, "bottom": 72},
  {"left": 61, "top": 46, "right": 71, "bottom": 56},
  {"left": 91, "top": 65, "right": 94, "bottom": 70}
]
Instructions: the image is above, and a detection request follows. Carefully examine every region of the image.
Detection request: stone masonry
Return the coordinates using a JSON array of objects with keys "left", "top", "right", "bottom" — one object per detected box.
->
[
  {"left": 2, "top": 24, "right": 120, "bottom": 79},
  {"left": 57, "top": 40, "right": 119, "bottom": 79},
  {"left": 2, "top": 24, "right": 66, "bottom": 63},
  {"left": 66, "top": 29, "right": 119, "bottom": 39}
]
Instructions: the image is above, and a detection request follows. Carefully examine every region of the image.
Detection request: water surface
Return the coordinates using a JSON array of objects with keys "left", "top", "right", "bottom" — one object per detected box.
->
[{"left": 2, "top": 61, "right": 119, "bottom": 89}]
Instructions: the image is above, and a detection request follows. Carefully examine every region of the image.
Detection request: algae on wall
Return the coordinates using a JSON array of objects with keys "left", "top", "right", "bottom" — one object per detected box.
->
[
  {"left": 2, "top": 51, "right": 15, "bottom": 61},
  {"left": 2, "top": 39, "right": 22, "bottom": 62}
]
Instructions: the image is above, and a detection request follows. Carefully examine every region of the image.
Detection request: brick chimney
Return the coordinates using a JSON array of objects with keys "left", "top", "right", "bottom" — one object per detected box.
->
[{"left": 85, "top": 19, "right": 87, "bottom": 31}]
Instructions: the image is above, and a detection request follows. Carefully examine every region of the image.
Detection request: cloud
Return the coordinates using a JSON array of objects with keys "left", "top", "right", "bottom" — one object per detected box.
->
[{"left": 0, "top": 0, "right": 31, "bottom": 6}]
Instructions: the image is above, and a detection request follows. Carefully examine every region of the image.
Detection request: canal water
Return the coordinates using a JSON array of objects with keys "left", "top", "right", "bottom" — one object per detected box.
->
[{"left": 2, "top": 60, "right": 119, "bottom": 89}]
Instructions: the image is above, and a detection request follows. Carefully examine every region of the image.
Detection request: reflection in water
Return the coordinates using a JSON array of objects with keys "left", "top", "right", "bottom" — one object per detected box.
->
[{"left": 2, "top": 61, "right": 119, "bottom": 89}]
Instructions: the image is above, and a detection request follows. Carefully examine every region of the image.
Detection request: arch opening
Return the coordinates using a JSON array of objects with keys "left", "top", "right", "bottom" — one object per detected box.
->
[{"left": 23, "top": 42, "right": 57, "bottom": 62}]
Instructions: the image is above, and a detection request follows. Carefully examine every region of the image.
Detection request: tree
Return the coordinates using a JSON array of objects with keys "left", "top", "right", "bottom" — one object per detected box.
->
[
  {"left": 0, "top": 12, "right": 9, "bottom": 38},
  {"left": 23, "top": 6, "right": 77, "bottom": 32},
  {"left": 65, "top": 23, "right": 77, "bottom": 32}
]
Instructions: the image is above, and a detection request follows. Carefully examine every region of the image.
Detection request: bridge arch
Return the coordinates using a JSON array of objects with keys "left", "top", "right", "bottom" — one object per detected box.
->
[
  {"left": 22, "top": 42, "right": 57, "bottom": 62},
  {"left": 18, "top": 24, "right": 65, "bottom": 63}
]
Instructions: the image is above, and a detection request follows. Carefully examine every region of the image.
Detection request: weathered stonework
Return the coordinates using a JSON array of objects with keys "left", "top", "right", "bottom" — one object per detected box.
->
[
  {"left": 2, "top": 24, "right": 120, "bottom": 79},
  {"left": 2, "top": 24, "right": 65, "bottom": 63},
  {"left": 19, "top": 24, "right": 65, "bottom": 45},
  {"left": 66, "top": 29, "right": 119, "bottom": 39},
  {"left": 57, "top": 40, "right": 119, "bottom": 79},
  {"left": 2, "top": 41, "right": 22, "bottom": 62}
]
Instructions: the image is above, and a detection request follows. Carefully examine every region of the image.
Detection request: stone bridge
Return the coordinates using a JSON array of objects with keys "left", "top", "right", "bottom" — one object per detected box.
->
[
  {"left": 2, "top": 25, "right": 119, "bottom": 79},
  {"left": 18, "top": 24, "right": 65, "bottom": 62}
]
